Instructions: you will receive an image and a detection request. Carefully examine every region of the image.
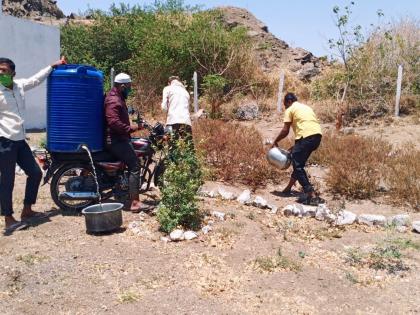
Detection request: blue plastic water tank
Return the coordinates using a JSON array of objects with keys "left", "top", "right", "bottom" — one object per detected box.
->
[{"left": 47, "top": 64, "right": 104, "bottom": 152}]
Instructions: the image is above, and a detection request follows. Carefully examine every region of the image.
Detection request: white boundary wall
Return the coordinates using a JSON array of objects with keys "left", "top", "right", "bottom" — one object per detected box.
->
[{"left": 0, "top": 3, "right": 60, "bottom": 129}]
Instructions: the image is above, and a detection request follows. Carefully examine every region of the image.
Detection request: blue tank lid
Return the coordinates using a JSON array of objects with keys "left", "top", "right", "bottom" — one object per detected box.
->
[{"left": 51, "top": 64, "right": 104, "bottom": 80}]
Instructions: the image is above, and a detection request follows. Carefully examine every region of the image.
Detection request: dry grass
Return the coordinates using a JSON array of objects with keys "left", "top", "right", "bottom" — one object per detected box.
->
[
  {"left": 312, "top": 99, "right": 344, "bottom": 123},
  {"left": 311, "top": 19, "right": 420, "bottom": 122},
  {"left": 253, "top": 248, "right": 302, "bottom": 273},
  {"left": 311, "top": 132, "right": 391, "bottom": 199},
  {"left": 193, "top": 119, "right": 286, "bottom": 189},
  {"left": 385, "top": 148, "right": 420, "bottom": 211}
]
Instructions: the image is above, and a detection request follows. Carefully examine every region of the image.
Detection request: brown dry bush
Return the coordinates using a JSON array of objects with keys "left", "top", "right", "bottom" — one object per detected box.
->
[
  {"left": 311, "top": 132, "right": 391, "bottom": 199},
  {"left": 385, "top": 148, "right": 420, "bottom": 211},
  {"left": 193, "top": 119, "right": 286, "bottom": 188}
]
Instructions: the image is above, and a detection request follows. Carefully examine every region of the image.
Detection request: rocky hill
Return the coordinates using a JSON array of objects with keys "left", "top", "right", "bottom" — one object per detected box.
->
[
  {"left": 219, "top": 7, "right": 324, "bottom": 80},
  {"left": 2, "top": 0, "right": 64, "bottom": 19}
]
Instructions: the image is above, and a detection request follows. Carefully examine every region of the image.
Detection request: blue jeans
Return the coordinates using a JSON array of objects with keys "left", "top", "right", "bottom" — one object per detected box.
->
[
  {"left": 0, "top": 137, "right": 42, "bottom": 216},
  {"left": 291, "top": 134, "right": 322, "bottom": 193}
]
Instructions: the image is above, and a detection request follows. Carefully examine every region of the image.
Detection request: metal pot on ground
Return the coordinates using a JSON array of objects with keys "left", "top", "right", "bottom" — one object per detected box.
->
[{"left": 81, "top": 203, "right": 123, "bottom": 233}]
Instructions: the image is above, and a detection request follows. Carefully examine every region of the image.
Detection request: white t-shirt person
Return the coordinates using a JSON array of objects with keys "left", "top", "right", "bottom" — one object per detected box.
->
[{"left": 161, "top": 77, "right": 191, "bottom": 126}]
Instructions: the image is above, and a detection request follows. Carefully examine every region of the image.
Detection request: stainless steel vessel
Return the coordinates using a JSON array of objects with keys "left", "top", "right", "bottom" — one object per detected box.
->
[
  {"left": 267, "top": 147, "right": 292, "bottom": 170},
  {"left": 81, "top": 203, "right": 123, "bottom": 233}
]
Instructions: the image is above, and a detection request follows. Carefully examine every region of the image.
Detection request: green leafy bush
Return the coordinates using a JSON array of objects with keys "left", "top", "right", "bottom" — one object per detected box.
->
[
  {"left": 202, "top": 74, "right": 228, "bottom": 117},
  {"left": 157, "top": 139, "right": 203, "bottom": 233},
  {"left": 61, "top": 2, "right": 263, "bottom": 113}
]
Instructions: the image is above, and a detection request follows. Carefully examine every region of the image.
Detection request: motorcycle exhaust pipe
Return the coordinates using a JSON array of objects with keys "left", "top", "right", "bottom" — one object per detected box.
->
[{"left": 59, "top": 192, "right": 99, "bottom": 201}]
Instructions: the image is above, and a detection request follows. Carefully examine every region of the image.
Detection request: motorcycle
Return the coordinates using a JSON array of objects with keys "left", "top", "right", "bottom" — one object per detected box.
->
[{"left": 34, "top": 114, "right": 168, "bottom": 211}]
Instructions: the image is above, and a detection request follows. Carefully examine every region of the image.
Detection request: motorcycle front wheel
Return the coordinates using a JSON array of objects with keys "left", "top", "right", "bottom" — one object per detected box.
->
[{"left": 50, "top": 163, "right": 98, "bottom": 212}]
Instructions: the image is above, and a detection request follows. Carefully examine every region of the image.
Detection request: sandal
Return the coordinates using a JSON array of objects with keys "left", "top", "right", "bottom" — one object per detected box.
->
[
  {"left": 21, "top": 212, "right": 49, "bottom": 221},
  {"left": 302, "top": 196, "right": 325, "bottom": 206},
  {"left": 4, "top": 221, "right": 28, "bottom": 234}
]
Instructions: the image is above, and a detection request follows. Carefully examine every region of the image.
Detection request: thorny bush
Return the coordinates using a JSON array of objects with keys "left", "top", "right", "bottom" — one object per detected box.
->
[
  {"left": 385, "top": 148, "right": 420, "bottom": 211},
  {"left": 193, "top": 119, "right": 286, "bottom": 189},
  {"left": 311, "top": 132, "right": 391, "bottom": 199}
]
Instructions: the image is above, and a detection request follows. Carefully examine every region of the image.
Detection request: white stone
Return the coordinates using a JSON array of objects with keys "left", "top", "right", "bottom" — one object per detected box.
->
[
  {"left": 160, "top": 236, "right": 171, "bottom": 242},
  {"left": 169, "top": 229, "right": 185, "bottom": 241},
  {"left": 198, "top": 188, "right": 219, "bottom": 198},
  {"left": 253, "top": 196, "right": 268, "bottom": 209},
  {"left": 387, "top": 214, "right": 411, "bottom": 227},
  {"left": 212, "top": 211, "right": 226, "bottom": 221},
  {"left": 315, "top": 204, "right": 336, "bottom": 222},
  {"left": 336, "top": 210, "right": 357, "bottom": 226},
  {"left": 267, "top": 204, "right": 278, "bottom": 214},
  {"left": 413, "top": 221, "right": 420, "bottom": 233},
  {"left": 299, "top": 205, "right": 317, "bottom": 217},
  {"left": 237, "top": 190, "right": 252, "bottom": 205},
  {"left": 357, "top": 214, "right": 386, "bottom": 227},
  {"left": 283, "top": 204, "right": 300, "bottom": 217},
  {"left": 184, "top": 231, "right": 198, "bottom": 240},
  {"left": 202, "top": 225, "right": 212, "bottom": 234},
  {"left": 396, "top": 226, "right": 407, "bottom": 233},
  {"left": 218, "top": 187, "right": 236, "bottom": 200}
]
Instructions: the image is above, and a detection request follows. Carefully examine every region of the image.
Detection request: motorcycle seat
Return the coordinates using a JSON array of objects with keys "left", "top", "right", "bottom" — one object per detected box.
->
[{"left": 51, "top": 151, "right": 119, "bottom": 162}]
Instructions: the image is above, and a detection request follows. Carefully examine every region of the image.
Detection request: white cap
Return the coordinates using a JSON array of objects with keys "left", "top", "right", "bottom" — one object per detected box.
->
[{"left": 114, "top": 73, "right": 131, "bottom": 84}]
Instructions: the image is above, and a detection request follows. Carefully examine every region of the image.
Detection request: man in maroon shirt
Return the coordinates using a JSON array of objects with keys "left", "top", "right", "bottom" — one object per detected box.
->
[{"left": 104, "top": 73, "right": 142, "bottom": 212}]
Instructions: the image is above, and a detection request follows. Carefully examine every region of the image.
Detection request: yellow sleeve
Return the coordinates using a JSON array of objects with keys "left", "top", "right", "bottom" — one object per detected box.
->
[{"left": 283, "top": 107, "right": 293, "bottom": 123}]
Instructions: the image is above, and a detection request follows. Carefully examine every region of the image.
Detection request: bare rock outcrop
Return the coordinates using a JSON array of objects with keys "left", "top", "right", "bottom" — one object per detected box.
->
[
  {"left": 2, "top": 0, "right": 64, "bottom": 19},
  {"left": 219, "top": 6, "right": 325, "bottom": 80}
]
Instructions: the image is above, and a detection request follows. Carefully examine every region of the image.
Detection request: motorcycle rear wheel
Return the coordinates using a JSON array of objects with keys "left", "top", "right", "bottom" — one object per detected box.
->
[{"left": 50, "top": 163, "right": 97, "bottom": 212}]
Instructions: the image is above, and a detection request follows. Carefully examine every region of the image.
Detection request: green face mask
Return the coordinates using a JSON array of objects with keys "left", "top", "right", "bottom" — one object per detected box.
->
[
  {"left": 0, "top": 74, "right": 13, "bottom": 88},
  {"left": 122, "top": 87, "right": 132, "bottom": 99}
]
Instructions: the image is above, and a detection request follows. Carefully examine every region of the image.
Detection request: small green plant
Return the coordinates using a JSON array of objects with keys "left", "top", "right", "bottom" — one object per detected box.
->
[
  {"left": 157, "top": 138, "right": 203, "bottom": 233},
  {"left": 345, "top": 241, "right": 410, "bottom": 275},
  {"left": 16, "top": 253, "right": 47, "bottom": 266},
  {"left": 39, "top": 137, "right": 46, "bottom": 149},
  {"left": 298, "top": 251, "right": 306, "bottom": 259},
  {"left": 117, "top": 289, "right": 140, "bottom": 303},
  {"left": 253, "top": 248, "right": 302, "bottom": 273},
  {"left": 345, "top": 271, "right": 360, "bottom": 284},
  {"left": 389, "top": 238, "right": 420, "bottom": 251},
  {"left": 202, "top": 74, "right": 228, "bottom": 118}
]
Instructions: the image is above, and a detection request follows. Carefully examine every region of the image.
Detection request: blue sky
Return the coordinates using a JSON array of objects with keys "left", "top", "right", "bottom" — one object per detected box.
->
[{"left": 57, "top": 0, "right": 419, "bottom": 57}]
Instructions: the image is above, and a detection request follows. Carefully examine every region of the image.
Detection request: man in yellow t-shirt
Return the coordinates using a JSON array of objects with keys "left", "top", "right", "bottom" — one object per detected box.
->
[{"left": 272, "top": 93, "right": 323, "bottom": 205}]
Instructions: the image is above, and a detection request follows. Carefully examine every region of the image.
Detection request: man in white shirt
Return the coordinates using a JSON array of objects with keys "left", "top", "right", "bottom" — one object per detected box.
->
[
  {"left": 0, "top": 56, "right": 65, "bottom": 232},
  {"left": 161, "top": 76, "right": 193, "bottom": 143}
]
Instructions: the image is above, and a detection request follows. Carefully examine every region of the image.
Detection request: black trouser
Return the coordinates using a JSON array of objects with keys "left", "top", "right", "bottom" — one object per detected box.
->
[
  {"left": 0, "top": 137, "right": 43, "bottom": 216},
  {"left": 107, "top": 140, "right": 140, "bottom": 198},
  {"left": 291, "top": 134, "right": 322, "bottom": 193}
]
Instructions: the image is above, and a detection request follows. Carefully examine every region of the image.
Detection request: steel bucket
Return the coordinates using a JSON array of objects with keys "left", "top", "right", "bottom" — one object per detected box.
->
[
  {"left": 81, "top": 203, "right": 123, "bottom": 233},
  {"left": 267, "top": 147, "right": 292, "bottom": 170}
]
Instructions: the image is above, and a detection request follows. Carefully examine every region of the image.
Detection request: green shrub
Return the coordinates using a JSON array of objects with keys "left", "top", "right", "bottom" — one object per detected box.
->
[
  {"left": 61, "top": 2, "right": 263, "bottom": 113},
  {"left": 202, "top": 74, "right": 228, "bottom": 117},
  {"left": 157, "top": 139, "right": 203, "bottom": 233}
]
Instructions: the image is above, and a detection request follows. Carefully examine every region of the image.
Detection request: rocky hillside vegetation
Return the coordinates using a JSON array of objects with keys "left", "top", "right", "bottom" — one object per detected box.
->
[
  {"left": 219, "top": 7, "right": 325, "bottom": 81},
  {"left": 2, "top": 0, "right": 64, "bottom": 19}
]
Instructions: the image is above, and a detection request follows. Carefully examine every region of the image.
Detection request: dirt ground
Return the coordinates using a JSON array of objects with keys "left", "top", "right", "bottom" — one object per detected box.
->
[{"left": 1, "top": 120, "right": 420, "bottom": 315}]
